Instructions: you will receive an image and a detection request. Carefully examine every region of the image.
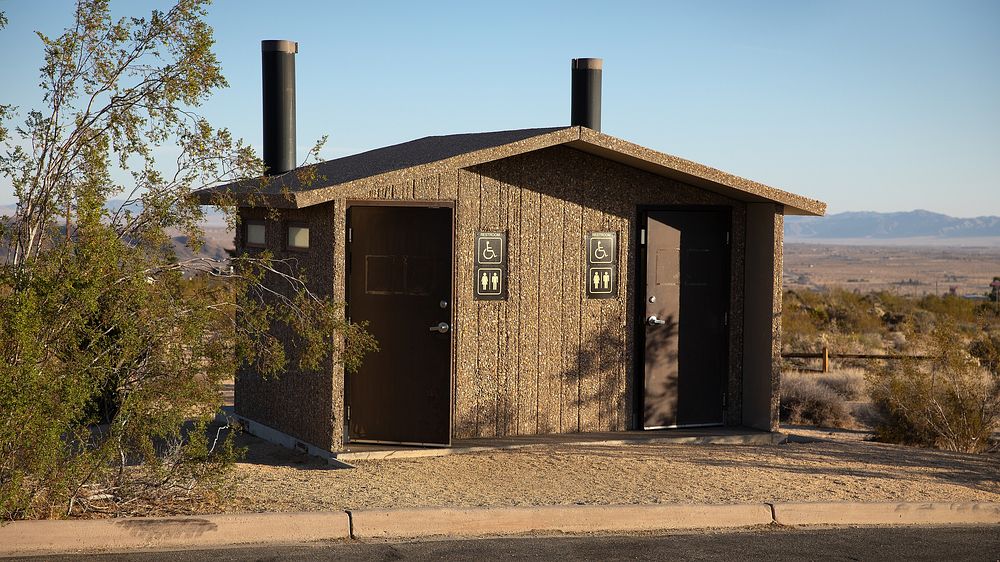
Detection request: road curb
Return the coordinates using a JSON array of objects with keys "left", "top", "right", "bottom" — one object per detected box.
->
[
  {"left": 3, "top": 502, "right": 999, "bottom": 556},
  {"left": 348, "top": 504, "right": 774, "bottom": 539},
  {"left": 0, "top": 511, "right": 350, "bottom": 557},
  {"left": 772, "top": 502, "right": 1000, "bottom": 527}
]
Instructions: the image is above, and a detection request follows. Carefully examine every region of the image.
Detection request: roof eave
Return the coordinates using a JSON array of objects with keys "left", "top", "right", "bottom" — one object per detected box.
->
[
  {"left": 194, "top": 125, "right": 826, "bottom": 217},
  {"left": 192, "top": 184, "right": 300, "bottom": 209},
  {"left": 289, "top": 127, "right": 582, "bottom": 208},
  {"left": 572, "top": 129, "right": 826, "bottom": 216}
]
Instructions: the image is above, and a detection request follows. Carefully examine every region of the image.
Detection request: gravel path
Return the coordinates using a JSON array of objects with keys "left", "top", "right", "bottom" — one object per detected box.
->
[{"left": 216, "top": 434, "right": 1000, "bottom": 514}]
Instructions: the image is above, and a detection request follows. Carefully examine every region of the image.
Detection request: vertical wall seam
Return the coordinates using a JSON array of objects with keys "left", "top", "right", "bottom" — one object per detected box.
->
[
  {"left": 515, "top": 182, "right": 524, "bottom": 435},
  {"left": 475, "top": 172, "right": 483, "bottom": 435},
  {"left": 596, "top": 212, "right": 606, "bottom": 429},
  {"left": 559, "top": 200, "right": 567, "bottom": 433},
  {"left": 499, "top": 167, "right": 509, "bottom": 435},
  {"left": 450, "top": 174, "right": 457, "bottom": 432},
  {"left": 536, "top": 189, "right": 542, "bottom": 434},
  {"left": 577, "top": 202, "right": 584, "bottom": 432},
  {"left": 495, "top": 169, "right": 503, "bottom": 436}
]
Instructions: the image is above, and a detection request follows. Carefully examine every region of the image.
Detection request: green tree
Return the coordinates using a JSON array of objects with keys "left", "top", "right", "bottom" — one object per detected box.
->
[{"left": 0, "top": 1, "right": 374, "bottom": 519}]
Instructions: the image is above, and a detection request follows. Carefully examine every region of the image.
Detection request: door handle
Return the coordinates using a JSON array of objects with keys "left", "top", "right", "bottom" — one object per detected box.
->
[
  {"left": 429, "top": 322, "right": 450, "bottom": 334},
  {"left": 647, "top": 315, "right": 666, "bottom": 326}
]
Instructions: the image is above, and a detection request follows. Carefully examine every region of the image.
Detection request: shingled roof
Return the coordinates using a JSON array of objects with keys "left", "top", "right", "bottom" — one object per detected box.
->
[{"left": 195, "top": 126, "right": 826, "bottom": 216}]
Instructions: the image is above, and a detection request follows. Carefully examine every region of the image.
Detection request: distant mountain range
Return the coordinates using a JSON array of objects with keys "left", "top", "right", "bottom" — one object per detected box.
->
[{"left": 785, "top": 210, "right": 1000, "bottom": 243}]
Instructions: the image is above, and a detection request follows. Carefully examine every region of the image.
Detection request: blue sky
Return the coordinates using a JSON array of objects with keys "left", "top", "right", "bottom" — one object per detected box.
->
[{"left": 1, "top": 0, "right": 998, "bottom": 216}]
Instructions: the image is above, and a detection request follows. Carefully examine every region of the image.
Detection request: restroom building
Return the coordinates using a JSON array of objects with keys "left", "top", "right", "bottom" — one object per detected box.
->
[{"left": 197, "top": 42, "right": 826, "bottom": 457}]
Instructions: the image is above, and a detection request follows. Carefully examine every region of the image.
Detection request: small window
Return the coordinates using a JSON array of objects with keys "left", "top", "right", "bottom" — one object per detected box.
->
[
  {"left": 246, "top": 222, "right": 266, "bottom": 247},
  {"left": 287, "top": 225, "right": 310, "bottom": 250}
]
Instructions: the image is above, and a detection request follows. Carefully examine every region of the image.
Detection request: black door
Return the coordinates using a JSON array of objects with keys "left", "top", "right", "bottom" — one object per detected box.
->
[
  {"left": 641, "top": 209, "right": 729, "bottom": 428},
  {"left": 346, "top": 206, "right": 453, "bottom": 445}
]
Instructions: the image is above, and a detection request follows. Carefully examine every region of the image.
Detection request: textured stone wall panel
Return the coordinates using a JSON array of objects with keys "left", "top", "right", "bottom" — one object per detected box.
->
[
  {"left": 517, "top": 178, "right": 541, "bottom": 435},
  {"left": 234, "top": 202, "right": 337, "bottom": 450},
  {"left": 477, "top": 170, "right": 502, "bottom": 436},
  {"left": 239, "top": 143, "right": 761, "bottom": 446},
  {"left": 580, "top": 205, "right": 606, "bottom": 432},
  {"left": 453, "top": 170, "right": 480, "bottom": 438},
  {"left": 539, "top": 183, "right": 568, "bottom": 434},
  {"left": 771, "top": 209, "right": 784, "bottom": 431},
  {"left": 501, "top": 165, "right": 522, "bottom": 436}
]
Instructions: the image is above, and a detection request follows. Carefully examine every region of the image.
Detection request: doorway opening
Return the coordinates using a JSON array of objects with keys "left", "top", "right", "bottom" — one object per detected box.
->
[
  {"left": 638, "top": 207, "right": 731, "bottom": 429},
  {"left": 345, "top": 204, "right": 454, "bottom": 445}
]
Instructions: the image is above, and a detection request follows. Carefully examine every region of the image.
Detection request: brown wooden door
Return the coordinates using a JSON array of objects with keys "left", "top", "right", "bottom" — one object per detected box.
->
[
  {"left": 642, "top": 209, "right": 729, "bottom": 428},
  {"left": 347, "top": 206, "right": 453, "bottom": 445}
]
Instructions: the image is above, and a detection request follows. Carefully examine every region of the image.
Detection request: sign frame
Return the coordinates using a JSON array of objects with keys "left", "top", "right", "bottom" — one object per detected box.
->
[
  {"left": 586, "top": 231, "right": 618, "bottom": 299},
  {"left": 474, "top": 231, "right": 508, "bottom": 300}
]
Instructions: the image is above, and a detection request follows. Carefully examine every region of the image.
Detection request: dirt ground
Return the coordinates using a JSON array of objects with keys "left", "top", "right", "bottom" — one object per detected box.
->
[
  {"left": 214, "top": 428, "right": 1000, "bottom": 514},
  {"left": 783, "top": 243, "right": 1000, "bottom": 297}
]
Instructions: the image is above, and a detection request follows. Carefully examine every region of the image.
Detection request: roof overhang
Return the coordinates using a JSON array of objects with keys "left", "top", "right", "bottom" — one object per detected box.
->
[{"left": 195, "top": 126, "right": 825, "bottom": 216}]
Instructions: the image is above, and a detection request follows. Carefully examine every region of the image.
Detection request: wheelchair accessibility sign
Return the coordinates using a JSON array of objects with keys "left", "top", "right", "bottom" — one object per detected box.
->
[
  {"left": 586, "top": 232, "right": 618, "bottom": 299},
  {"left": 474, "top": 232, "right": 507, "bottom": 300}
]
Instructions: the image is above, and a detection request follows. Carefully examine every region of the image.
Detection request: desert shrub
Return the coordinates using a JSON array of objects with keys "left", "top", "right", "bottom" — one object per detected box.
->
[
  {"left": 867, "top": 323, "right": 1000, "bottom": 453},
  {"left": 782, "top": 304, "right": 820, "bottom": 341},
  {"left": 782, "top": 290, "right": 823, "bottom": 347},
  {"left": 825, "top": 289, "right": 884, "bottom": 334},
  {"left": 815, "top": 371, "right": 866, "bottom": 401},
  {"left": 918, "top": 294, "right": 979, "bottom": 324},
  {"left": 780, "top": 374, "right": 853, "bottom": 428},
  {"left": 872, "top": 291, "right": 916, "bottom": 318},
  {"left": 889, "top": 331, "right": 908, "bottom": 351},
  {"left": 969, "top": 332, "right": 1000, "bottom": 375},
  {"left": 783, "top": 289, "right": 888, "bottom": 354},
  {"left": 850, "top": 402, "right": 884, "bottom": 428}
]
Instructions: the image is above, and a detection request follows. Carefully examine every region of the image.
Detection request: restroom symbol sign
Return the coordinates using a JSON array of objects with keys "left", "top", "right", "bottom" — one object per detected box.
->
[
  {"left": 478, "top": 268, "right": 503, "bottom": 296},
  {"left": 477, "top": 234, "right": 503, "bottom": 265},
  {"left": 586, "top": 232, "right": 618, "bottom": 299},
  {"left": 589, "top": 267, "right": 613, "bottom": 293},
  {"left": 474, "top": 232, "right": 507, "bottom": 300},
  {"left": 589, "top": 236, "right": 613, "bottom": 264}
]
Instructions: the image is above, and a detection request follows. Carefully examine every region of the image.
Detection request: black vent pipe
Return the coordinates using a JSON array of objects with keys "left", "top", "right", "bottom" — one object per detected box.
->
[
  {"left": 261, "top": 40, "right": 297, "bottom": 175},
  {"left": 571, "top": 58, "right": 602, "bottom": 131}
]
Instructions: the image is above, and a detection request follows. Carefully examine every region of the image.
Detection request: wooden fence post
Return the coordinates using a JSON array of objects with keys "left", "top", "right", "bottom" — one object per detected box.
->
[{"left": 822, "top": 346, "right": 829, "bottom": 373}]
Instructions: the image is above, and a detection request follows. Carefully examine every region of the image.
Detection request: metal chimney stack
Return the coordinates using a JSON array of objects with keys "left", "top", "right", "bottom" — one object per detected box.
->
[
  {"left": 571, "top": 58, "right": 602, "bottom": 131},
  {"left": 261, "top": 40, "right": 298, "bottom": 175}
]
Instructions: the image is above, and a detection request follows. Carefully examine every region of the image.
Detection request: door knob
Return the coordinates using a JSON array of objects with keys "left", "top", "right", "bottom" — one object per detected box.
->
[
  {"left": 647, "top": 315, "right": 666, "bottom": 326},
  {"left": 429, "top": 322, "right": 450, "bottom": 334}
]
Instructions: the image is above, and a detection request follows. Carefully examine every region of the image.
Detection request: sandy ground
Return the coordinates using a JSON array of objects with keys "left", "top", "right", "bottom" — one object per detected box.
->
[
  {"left": 213, "top": 380, "right": 998, "bottom": 514},
  {"left": 215, "top": 429, "right": 1000, "bottom": 514},
  {"left": 783, "top": 243, "right": 1000, "bottom": 297}
]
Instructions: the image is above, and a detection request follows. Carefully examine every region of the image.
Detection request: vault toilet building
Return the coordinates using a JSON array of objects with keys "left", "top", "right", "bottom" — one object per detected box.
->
[{"left": 198, "top": 42, "right": 826, "bottom": 457}]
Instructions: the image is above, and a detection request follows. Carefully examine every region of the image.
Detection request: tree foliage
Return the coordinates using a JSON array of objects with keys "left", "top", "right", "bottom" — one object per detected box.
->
[{"left": 0, "top": 1, "right": 374, "bottom": 519}]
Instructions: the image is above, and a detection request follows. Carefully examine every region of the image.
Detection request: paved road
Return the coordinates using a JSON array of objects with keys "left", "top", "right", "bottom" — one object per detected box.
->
[{"left": 11, "top": 526, "right": 1000, "bottom": 561}]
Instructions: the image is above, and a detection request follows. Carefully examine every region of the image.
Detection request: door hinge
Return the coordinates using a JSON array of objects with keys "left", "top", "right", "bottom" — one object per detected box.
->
[
  {"left": 725, "top": 231, "right": 730, "bottom": 245},
  {"left": 723, "top": 311, "right": 729, "bottom": 327},
  {"left": 640, "top": 228, "right": 646, "bottom": 245},
  {"left": 348, "top": 227, "right": 352, "bottom": 243},
  {"left": 722, "top": 393, "right": 728, "bottom": 408},
  {"left": 346, "top": 405, "right": 350, "bottom": 420}
]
